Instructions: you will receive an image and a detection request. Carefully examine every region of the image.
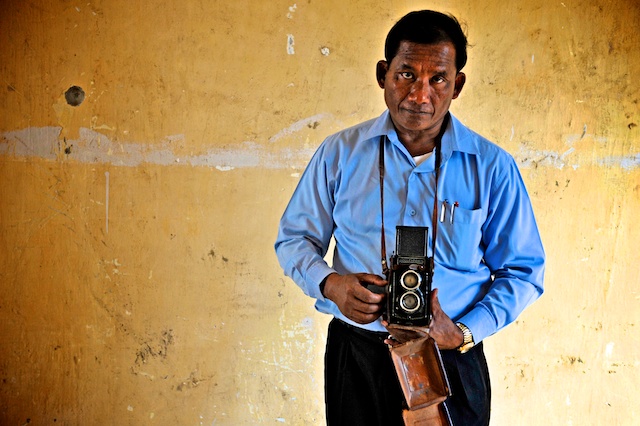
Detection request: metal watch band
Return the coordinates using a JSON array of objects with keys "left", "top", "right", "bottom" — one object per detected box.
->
[{"left": 456, "top": 322, "right": 475, "bottom": 354}]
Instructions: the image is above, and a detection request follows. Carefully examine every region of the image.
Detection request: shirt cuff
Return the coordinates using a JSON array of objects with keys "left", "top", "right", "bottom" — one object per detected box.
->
[
  {"left": 306, "top": 261, "right": 336, "bottom": 301},
  {"left": 456, "top": 306, "right": 497, "bottom": 345}
]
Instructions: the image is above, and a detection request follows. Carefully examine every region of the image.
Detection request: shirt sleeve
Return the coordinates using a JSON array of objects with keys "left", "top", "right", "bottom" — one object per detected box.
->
[
  {"left": 456, "top": 156, "right": 545, "bottom": 344},
  {"left": 274, "top": 141, "right": 337, "bottom": 301}
]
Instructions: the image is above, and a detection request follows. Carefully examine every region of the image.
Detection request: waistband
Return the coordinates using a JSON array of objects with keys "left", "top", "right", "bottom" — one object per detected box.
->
[{"left": 331, "top": 317, "right": 389, "bottom": 345}]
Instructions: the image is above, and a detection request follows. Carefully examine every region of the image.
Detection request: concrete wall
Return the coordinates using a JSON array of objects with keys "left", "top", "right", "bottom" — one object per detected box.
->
[{"left": 1, "top": 0, "right": 638, "bottom": 424}]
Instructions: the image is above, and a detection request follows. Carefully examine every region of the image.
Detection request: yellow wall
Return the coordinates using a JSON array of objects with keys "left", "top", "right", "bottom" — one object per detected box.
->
[{"left": 1, "top": 0, "right": 638, "bottom": 424}]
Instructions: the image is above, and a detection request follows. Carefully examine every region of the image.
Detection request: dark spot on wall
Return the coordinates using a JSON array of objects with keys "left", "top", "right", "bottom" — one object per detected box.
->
[
  {"left": 65, "top": 85, "right": 85, "bottom": 106},
  {"left": 629, "top": 123, "right": 637, "bottom": 129},
  {"left": 64, "top": 145, "right": 72, "bottom": 154},
  {"left": 176, "top": 371, "right": 202, "bottom": 391},
  {"left": 566, "top": 356, "right": 583, "bottom": 365},
  {"left": 7, "top": 84, "right": 16, "bottom": 91},
  {"left": 134, "top": 329, "right": 174, "bottom": 366},
  {"left": 307, "top": 121, "right": 320, "bottom": 129}
]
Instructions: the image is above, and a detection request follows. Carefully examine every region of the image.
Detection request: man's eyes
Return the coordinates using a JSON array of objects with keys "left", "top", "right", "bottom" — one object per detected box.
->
[{"left": 398, "top": 72, "right": 447, "bottom": 83}]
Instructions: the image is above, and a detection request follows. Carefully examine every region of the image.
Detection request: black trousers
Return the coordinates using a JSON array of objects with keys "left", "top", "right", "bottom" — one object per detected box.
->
[{"left": 325, "top": 318, "right": 491, "bottom": 426}]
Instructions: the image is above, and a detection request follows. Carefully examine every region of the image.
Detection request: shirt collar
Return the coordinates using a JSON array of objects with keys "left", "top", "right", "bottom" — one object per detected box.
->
[{"left": 363, "top": 110, "right": 483, "bottom": 158}]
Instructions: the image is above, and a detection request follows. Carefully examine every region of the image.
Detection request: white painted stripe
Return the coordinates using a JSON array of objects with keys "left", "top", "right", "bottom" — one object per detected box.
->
[{"left": 1, "top": 126, "right": 638, "bottom": 171}]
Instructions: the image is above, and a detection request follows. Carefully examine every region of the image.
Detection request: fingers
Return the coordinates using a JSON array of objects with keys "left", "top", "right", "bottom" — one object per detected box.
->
[
  {"left": 356, "top": 273, "right": 388, "bottom": 296},
  {"left": 357, "top": 272, "right": 387, "bottom": 286},
  {"left": 322, "top": 272, "right": 401, "bottom": 324},
  {"left": 383, "top": 322, "right": 429, "bottom": 344},
  {"left": 427, "top": 287, "right": 464, "bottom": 349},
  {"left": 327, "top": 273, "right": 386, "bottom": 324},
  {"left": 384, "top": 337, "right": 402, "bottom": 348}
]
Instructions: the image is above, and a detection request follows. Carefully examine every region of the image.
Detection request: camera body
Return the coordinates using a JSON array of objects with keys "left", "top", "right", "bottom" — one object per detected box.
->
[{"left": 385, "top": 226, "right": 432, "bottom": 326}]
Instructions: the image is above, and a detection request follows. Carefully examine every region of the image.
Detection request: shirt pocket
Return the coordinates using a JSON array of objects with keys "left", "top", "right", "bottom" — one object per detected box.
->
[{"left": 436, "top": 206, "right": 485, "bottom": 272}]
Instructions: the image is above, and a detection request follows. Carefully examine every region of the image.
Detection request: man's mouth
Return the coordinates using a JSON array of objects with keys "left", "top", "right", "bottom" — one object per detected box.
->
[{"left": 402, "top": 107, "right": 433, "bottom": 116}]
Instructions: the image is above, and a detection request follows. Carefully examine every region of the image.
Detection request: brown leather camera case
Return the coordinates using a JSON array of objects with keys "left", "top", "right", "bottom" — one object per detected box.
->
[{"left": 390, "top": 336, "right": 451, "bottom": 410}]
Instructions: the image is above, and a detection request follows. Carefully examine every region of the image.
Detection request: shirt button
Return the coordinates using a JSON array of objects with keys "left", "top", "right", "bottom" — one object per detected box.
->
[{"left": 410, "top": 210, "right": 416, "bottom": 216}]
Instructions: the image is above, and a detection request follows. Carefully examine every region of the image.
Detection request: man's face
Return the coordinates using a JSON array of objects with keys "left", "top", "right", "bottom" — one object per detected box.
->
[{"left": 377, "top": 41, "right": 465, "bottom": 142}]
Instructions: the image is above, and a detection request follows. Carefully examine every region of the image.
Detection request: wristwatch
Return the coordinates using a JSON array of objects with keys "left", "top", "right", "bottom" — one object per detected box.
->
[{"left": 455, "top": 322, "right": 475, "bottom": 354}]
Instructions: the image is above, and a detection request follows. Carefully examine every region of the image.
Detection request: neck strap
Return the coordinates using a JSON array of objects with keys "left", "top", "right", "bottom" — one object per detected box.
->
[{"left": 379, "top": 113, "right": 450, "bottom": 276}]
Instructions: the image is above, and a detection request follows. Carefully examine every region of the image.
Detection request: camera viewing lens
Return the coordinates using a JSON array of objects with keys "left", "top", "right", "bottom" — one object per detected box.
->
[
  {"left": 400, "top": 292, "right": 421, "bottom": 313},
  {"left": 400, "top": 271, "right": 421, "bottom": 290}
]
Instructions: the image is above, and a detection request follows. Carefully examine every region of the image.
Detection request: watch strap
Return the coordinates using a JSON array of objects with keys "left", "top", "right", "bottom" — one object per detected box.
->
[{"left": 455, "top": 322, "right": 475, "bottom": 354}]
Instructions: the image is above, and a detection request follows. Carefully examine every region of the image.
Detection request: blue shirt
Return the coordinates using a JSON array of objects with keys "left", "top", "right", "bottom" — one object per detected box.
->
[{"left": 275, "top": 111, "right": 545, "bottom": 344}]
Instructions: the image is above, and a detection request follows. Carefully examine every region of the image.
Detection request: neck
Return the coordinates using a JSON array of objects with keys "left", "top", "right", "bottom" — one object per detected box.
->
[
  {"left": 401, "top": 138, "right": 436, "bottom": 157},
  {"left": 396, "top": 114, "right": 450, "bottom": 157}
]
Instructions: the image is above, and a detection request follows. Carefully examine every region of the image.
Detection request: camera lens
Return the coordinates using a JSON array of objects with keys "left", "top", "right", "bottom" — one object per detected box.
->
[
  {"left": 400, "top": 270, "right": 421, "bottom": 290},
  {"left": 400, "top": 292, "right": 421, "bottom": 313}
]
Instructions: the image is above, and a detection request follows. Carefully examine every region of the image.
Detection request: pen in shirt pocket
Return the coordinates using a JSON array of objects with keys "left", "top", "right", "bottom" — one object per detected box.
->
[
  {"left": 440, "top": 200, "right": 448, "bottom": 222},
  {"left": 439, "top": 200, "right": 459, "bottom": 223},
  {"left": 450, "top": 201, "right": 459, "bottom": 224}
]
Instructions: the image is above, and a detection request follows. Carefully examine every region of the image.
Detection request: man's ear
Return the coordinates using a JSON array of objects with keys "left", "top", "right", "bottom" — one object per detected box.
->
[
  {"left": 452, "top": 72, "right": 466, "bottom": 99},
  {"left": 376, "top": 60, "right": 388, "bottom": 89}
]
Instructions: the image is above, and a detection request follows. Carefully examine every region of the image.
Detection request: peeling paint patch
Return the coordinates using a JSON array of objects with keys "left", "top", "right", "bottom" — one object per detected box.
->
[
  {"left": 287, "top": 34, "right": 295, "bottom": 55},
  {"left": 564, "top": 132, "right": 607, "bottom": 145},
  {"left": 286, "top": 4, "right": 297, "bottom": 19},
  {"left": 605, "top": 342, "right": 615, "bottom": 358},
  {"left": 2, "top": 126, "right": 638, "bottom": 171},
  {"left": 517, "top": 146, "right": 571, "bottom": 169},
  {"left": 0, "top": 126, "right": 60, "bottom": 160},
  {"left": 269, "top": 113, "right": 332, "bottom": 142},
  {"left": 1, "top": 126, "right": 317, "bottom": 169},
  {"left": 598, "top": 154, "right": 640, "bottom": 171},
  {"left": 516, "top": 143, "right": 640, "bottom": 171}
]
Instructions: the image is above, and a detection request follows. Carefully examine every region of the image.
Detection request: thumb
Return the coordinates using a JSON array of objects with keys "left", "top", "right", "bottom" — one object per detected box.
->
[{"left": 430, "top": 288, "right": 442, "bottom": 313}]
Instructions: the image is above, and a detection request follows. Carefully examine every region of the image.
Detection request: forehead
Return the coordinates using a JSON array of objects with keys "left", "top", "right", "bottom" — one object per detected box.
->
[{"left": 391, "top": 41, "right": 457, "bottom": 71}]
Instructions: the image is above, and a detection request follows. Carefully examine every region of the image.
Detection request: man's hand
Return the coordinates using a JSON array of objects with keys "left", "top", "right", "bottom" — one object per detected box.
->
[
  {"left": 322, "top": 273, "right": 387, "bottom": 324},
  {"left": 383, "top": 288, "right": 465, "bottom": 350},
  {"left": 428, "top": 288, "right": 464, "bottom": 350},
  {"left": 382, "top": 320, "right": 428, "bottom": 347}
]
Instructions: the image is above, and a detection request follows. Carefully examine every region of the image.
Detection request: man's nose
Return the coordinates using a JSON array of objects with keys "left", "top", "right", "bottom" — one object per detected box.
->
[{"left": 408, "top": 80, "right": 432, "bottom": 104}]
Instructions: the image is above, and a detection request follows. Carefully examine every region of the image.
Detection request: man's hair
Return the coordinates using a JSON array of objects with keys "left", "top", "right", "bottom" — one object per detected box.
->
[{"left": 384, "top": 10, "right": 468, "bottom": 72}]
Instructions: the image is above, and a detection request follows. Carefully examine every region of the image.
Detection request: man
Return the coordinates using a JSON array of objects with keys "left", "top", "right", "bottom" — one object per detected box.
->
[{"left": 275, "top": 10, "right": 544, "bottom": 426}]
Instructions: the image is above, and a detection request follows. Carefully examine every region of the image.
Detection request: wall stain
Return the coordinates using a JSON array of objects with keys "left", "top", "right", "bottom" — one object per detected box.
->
[
  {"left": 175, "top": 370, "right": 213, "bottom": 391},
  {"left": 134, "top": 329, "right": 174, "bottom": 366}
]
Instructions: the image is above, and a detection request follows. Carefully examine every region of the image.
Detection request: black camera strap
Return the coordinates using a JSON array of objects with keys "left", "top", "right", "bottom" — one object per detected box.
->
[{"left": 379, "top": 113, "right": 450, "bottom": 278}]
